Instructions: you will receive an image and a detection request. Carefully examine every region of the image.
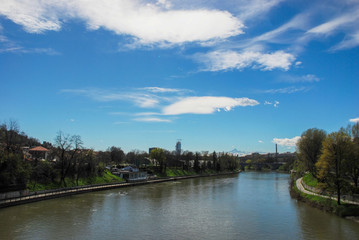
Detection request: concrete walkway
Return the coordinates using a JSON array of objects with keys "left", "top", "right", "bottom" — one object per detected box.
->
[{"left": 296, "top": 177, "right": 359, "bottom": 205}]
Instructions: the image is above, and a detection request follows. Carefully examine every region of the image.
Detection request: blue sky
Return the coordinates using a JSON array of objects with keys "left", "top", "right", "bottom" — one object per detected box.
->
[{"left": 0, "top": 0, "right": 358, "bottom": 153}]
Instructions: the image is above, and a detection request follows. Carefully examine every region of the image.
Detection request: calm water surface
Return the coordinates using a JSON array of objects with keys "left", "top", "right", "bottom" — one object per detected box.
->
[{"left": 0, "top": 172, "right": 358, "bottom": 240}]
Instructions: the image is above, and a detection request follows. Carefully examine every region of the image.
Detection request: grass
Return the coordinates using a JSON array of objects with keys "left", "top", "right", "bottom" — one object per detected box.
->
[
  {"left": 291, "top": 178, "right": 359, "bottom": 217},
  {"left": 302, "top": 173, "right": 318, "bottom": 187},
  {"left": 28, "top": 171, "right": 124, "bottom": 192},
  {"left": 156, "top": 167, "right": 219, "bottom": 177}
]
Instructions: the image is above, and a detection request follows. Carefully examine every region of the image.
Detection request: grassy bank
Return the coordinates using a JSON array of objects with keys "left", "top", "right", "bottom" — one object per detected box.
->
[
  {"left": 155, "top": 167, "right": 221, "bottom": 178},
  {"left": 27, "top": 171, "right": 124, "bottom": 192},
  {"left": 290, "top": 178, "right": 359, "bottom": 218},
  {"left": 302, "top": 173, "right": 318, "bottom": 187}
]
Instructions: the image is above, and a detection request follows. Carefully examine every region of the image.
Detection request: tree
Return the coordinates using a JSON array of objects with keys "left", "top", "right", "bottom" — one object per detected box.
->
[
  {"left": 297, "top": 128, "right": 327, "bottom": 176},
  {"left": 194, "top": 152, "right": 200, "bottom": 173},
  {"left": 212, "top": 151, "right": 217, "bottom": 171},
  {"left": 345, "top": 123, "right": 359, "bottom": 190},
  {"left": 150, "top": 148, "right": 166, "bottom": 173},
  {"left": 108, "top": 146, "right": 125, "bottom": 164},
  {"left": 0, "top": 120, "right": 20, "bottom": 153},
  {"left": 54, "top": 132, "right": 83, "bottom": 187},
  {"left": 316, "top": 130, "right": 352, "bottom": 205}
]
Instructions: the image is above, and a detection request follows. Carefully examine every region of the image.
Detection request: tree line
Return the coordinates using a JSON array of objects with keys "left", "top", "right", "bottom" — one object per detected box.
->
[
  {"left": 295, "top": 122, "right": 359, "bottom": 205},
  {"left": 0, "top": 120, "right": 240, "bottom": 191}
]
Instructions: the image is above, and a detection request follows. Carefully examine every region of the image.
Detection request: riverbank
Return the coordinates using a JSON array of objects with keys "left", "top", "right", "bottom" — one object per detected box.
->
[
  {"left": 0, "top": 171, "right": 240, "bottom": 208},
  {"left": 290, "top": 177, "right": 359, "bottom": 221}
]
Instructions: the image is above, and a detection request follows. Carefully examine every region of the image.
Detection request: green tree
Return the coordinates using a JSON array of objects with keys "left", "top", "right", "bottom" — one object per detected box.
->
[
  {"left": 297, "top": 128, "right": 327, "bottom": 176},
  {"left": 345, "top": 123, "right": 359, "bottom": 189},
  {"left": 108, "top": 146, "right": 125, "bottom": 164},
  {"left": 150, "top": 148, "right": 166, "bottom": 173},
  {"left": 316, "top": 130, "right": 352, "bottom": 205}
]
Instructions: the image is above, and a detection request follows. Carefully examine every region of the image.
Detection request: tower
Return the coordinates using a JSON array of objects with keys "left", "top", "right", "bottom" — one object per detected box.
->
[{"left": 176, "top": 139, "right": 182, "bottom": 155}]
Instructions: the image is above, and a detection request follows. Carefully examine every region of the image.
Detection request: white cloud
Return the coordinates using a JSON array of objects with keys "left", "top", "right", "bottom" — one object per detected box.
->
[
  {"left": 306, "top": 7, "right": 359, "bottom": 51},
  {"left": 273, "top": 136, "right": 301, "bottom": 147},
  {"left": 280, "top": 74, "right": 320, "bottom": 83},
  {"left": 162, "top": 96, "right": 259, "bottom": 115},
  {"left": 308, "top": 9, "right": 359, "bottom": 35},
  {"left": 350, "top": 117, "right": 359, "bottom": 123},
  {"left": 332, "top": 31, "right": 359, "bottom": 50},
  {"left": 141, "top": 87, "right": 183, "bottom": 93},
  {"left": 63, "top": 88, "right": 259, "bottom": 117},
  {"left": 197, "top": 50, "right": 295, "bottom": 72},
  {"left": 0, "top": 0, "right": 244, "bottom": 46},
  {"left": 263, "top": 86, "right": 310, "bottom": 94},
  {"left": 61, "top": 88, "right": 161, "bottom": 108},
  {"left": 134, "top": 117, "right": 171, "bottom": 123},
  {"left": 236, "top": 0, "right": 285, "bottom": 21},
  {"left": 264, "top": 100, "right": 279, "bottom": 107},
  {"left": 0, "top": 0, "right": 61, "bottom": 33},
  {"left": 258, "top": 140, "right": 263, "bottom": 143}
]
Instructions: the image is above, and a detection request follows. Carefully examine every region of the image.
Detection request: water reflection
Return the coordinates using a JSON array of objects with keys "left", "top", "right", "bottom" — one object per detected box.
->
[{"left": 0, "top": 172, "right": 358, "bottom": 240}]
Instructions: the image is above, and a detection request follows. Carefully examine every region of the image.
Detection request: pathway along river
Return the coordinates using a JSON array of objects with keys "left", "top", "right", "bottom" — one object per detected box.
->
[{"left": 1, "top": 172, "right": 358, "bottom": 240}]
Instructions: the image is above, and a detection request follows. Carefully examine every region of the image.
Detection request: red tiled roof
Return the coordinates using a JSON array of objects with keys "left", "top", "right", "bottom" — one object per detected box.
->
[{"left": 29, "top": 146, "right": 49, "bottom": 152}]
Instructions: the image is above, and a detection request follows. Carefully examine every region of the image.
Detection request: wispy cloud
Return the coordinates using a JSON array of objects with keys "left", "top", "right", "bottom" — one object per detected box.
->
[
  {"left": 273, "top": 136, "right": 301, "bottom": 147},
  {"left": 0, "top": 25, "right": 58, "bottom": 55},
  {"left": 0, "top": 0, "right": 244, "bottom": 47},
  {"left": 279, "top": 74, "right": 320, "bottom": 83},
  {"left": 134, "top": 117, "right": 172, "bottom": 123},
  {"left": 263, "top": 86, "right": 310, "bottom": 94},
  {"left": 307, "top": 8, "right": 359, "bottom": 36},
  {"left": 61, "top": 88, "right": 161, "bottom": 108},
  {"left": 264, "top": 100, "right": 280, "bottom": 107},
  {"left": 196, "top": 50, "right": 296, "bottom": 72},
  {"left": 62, "top": 87, "right": 259, "bottom": 117},
  {"left": 162, "top": 96, "right": 259, "bottom": 115},
  {"left": 140, "top": 87, "right": 189, "bottom": 93},
  {"left": 350, "top": 117, "right": 359, "bottom": 123}
]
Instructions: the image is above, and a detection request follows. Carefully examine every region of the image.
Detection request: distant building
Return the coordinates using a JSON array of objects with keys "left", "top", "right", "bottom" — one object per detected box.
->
[
  {"left": 175, "top": 140, "right": 181, "bottom": 155},
  {"left": 111, "top": 166, "right": 147, "bottom": 182},
  {"left": 29, "top": 146, "right": 49, "bottom": 160}
]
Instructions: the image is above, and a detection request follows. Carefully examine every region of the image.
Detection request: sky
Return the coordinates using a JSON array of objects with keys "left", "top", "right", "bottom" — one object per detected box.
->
[{"left": 0, "top": 0, "right": 358, "bottom": 154}]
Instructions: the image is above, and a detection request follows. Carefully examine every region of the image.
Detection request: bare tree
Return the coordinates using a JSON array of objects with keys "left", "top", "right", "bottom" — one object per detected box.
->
[{"left": 54, "top": 131, "right": 83, "bottom": 187}]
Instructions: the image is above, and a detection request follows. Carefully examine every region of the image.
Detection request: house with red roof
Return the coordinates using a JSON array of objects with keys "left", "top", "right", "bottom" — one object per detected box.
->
[{"left": 29, "top": 146, "right": 49, "bottom": 160}]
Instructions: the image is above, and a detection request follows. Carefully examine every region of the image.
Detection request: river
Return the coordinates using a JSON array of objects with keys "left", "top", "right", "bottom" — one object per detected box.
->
[{"left": 0, "top": 172, "right": 358, "bottom": 240}]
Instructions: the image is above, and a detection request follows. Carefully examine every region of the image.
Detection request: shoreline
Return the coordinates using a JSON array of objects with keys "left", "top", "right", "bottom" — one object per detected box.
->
[
  {"left": 0, "top": 171, "right": 240, "bottom": 208},
  {"left": 290, "top": 176, "right": 359, "bottom": 222}
]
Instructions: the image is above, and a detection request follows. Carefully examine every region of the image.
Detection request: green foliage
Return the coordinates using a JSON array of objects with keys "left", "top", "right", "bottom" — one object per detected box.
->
[
  {"left": 292, "top": 181, "right": 359, "bottom": 217},
  {"left": 28, "top": 171, "right": 124, "bottom": 191},
  {"left": 316, "top": 130, "right": 353, "bottom": 204},
  {"left": 296, "top": 128, "right": 327, "bottom": 176},
  {"left": 0, "top": 152, "right": 31, "bottom": 188},
  {"left": 150, "top": 148, "right": 166, "bottom": 173},
  {"left": 302, "top": 173, "right": 318, "bottom": 187}
]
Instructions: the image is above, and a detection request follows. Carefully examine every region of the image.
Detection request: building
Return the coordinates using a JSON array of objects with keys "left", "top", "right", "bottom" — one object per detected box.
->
[
  {"left": 176, "top": 140, "right": 181, "bottom": 155},
  {"left": 28, "top": 146, "right": 49, "bottom": 160},
  {"left": 111, "top": 166, "right": 147, "bottom": 182}
]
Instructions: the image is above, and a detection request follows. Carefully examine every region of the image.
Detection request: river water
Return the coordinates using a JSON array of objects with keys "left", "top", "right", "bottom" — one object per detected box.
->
[{"left": 0, "top": 172, "right": 358, "bottom": 240}]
